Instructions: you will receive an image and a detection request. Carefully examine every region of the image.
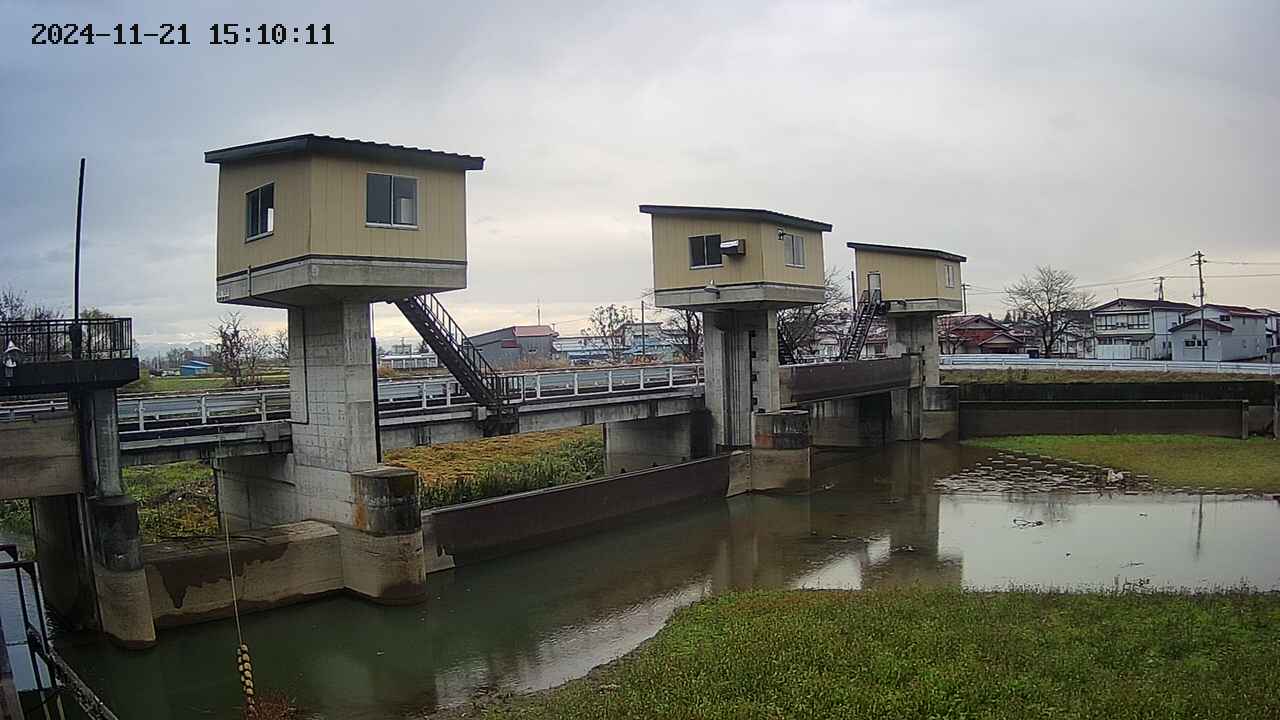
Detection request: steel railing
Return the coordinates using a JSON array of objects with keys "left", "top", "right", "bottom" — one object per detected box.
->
[
  {"left": 0, "top": 363, "right": 706, "bottom": 427},
  {"left": 0, "top": 317, "right": 133, "bottom": 362},
  {"left": 940, "top": 355, "right": 1280, "bottom": 376}
]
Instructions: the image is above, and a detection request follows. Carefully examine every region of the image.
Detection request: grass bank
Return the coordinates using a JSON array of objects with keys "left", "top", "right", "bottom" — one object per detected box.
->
[
  {"left": 966, "top": 434, "right": 1280, "bottom": 492},
  {"left": 0, "top": 461, "right": 218, "bottom": 542},
  {"left": 942, "top": 368, "right": 1268, "bottom": 384},
  {"left": 452, "top": 588, "right": 1280, "bottom": 719},
  {"left": 387, "top": 426, "right": 605, "bottom": 509}
]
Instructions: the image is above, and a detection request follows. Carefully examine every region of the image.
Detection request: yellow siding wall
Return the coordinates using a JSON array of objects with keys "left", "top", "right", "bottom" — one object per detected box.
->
[
  {"left": 855, "top": 250, "right": 962, "bottom": 301},
  {"left": 651, "top": 218, "right": 825, "bottom": 291},
  {"left": 215, "top": 154, "right": 467, "bottom": 278},
  {"left": 760, "top": 223, "right": 826, "bottom": 288},
  {"left": 215, "top": 156, "right": 311, "bottom": 278},
  {"left": 308, "top": 155, "right": 466, "bottom": 263}
]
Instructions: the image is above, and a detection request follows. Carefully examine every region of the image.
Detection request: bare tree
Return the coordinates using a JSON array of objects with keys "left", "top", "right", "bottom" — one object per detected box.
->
[
  {"left": 0, "top": 285, "right": 62, "bottom": 322},
  {"left": 270, "top": 328, "right": 289, "bottom": 362},
  {"left": 778, "top": 269, "right": 851, "bottom": 357},
  {"left": 212, "top": 312, "right": 271, "bottom": 386},
  {"left": 661, "top": 308, "right": 703, "bottom": 362},
  {"left": 1003, "top": 266, "right": 1096, "bottom": 356},
  {"left": 588, "top": 303, "right": 635, "bottom": 363}
]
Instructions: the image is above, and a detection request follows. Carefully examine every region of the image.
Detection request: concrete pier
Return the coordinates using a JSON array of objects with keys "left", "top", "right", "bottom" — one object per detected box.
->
[
  {"left": 704, "top": 309, "right": 781, "bottom": 449},
  {"left": 215, "top": 300, "right": 427, "bottom": 603},
  {"left": 750, "top": 410, "right": 811, "bottom": 493}
]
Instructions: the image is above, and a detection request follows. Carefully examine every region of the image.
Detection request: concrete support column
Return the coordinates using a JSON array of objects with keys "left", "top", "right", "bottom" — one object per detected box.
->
[
  {"left": 603, "top": 412, "right": 711, "bottom": 475},
  {"left": 336, "top": 467, "right": 425, "bottom": 604},
  {"left": 89, "top": 496, "right": 155, "bottom": 648},
  {"left": 810, "top": 394, "right": 892, "bottom": 447},
  {"left": 750, "top": 410, "right": 811, "bottom": 493},
  {"left": 886, "top": 314, "right": 941, "bottom": 387},
  {"left": 703, "top": 309, "right": 779, "bottom": 449},
  {"left": 921, "top": 386, "right": 960, "bottom": 441},
  {"left": 289, "top": 301, "right": 379, "bottom": 473},
  {"left": 73, "top": 388, "right": 123, "bottom": 497},
  {"left": 32, "top": 495, "right": 97, "bottom": 631}
]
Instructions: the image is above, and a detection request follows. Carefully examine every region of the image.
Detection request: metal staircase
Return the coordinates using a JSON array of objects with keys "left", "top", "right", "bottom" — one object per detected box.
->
[
  {"left": 840, "top": 290, "right": 887, "bottom": 361},
  {"left": 393, "top": 294, "right": 517, "bottom": 433}
]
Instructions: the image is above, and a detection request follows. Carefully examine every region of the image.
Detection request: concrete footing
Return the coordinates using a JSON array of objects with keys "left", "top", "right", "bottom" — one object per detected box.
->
[
  {"left": 749, "top": 410, "right": 811, "bottom": 493},
  {"left": 603, "top": 412, "right": 711, "bottom": 475},
  {"left": 88, "top": 496, "right": 155, "bottom": 648}
]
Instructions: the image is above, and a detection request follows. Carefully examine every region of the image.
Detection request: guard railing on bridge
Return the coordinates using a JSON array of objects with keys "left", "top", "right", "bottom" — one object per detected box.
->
[
  {"left": 940, "top": 355, "right": 1280, "bottom": 376},
  {"left": 0, "top": 364, "right": 705, "bottom": 430}
]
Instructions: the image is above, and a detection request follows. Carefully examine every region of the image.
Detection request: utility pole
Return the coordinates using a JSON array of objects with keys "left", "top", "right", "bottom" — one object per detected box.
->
[
  {"left": 536, "top": 298, "right": 541, "bottom": 326},
  {"left": 72, "top": 157, "right": 85, "bottom": 358},
  {"left": 1194, "top": 250, "right": 1206, "bottom": 362},
  {"left": 1155, "top": 276, "right": 1165, "bottom": 301},
  {"left": 960, "top": 283, "right": 969, "bottom": 314}
]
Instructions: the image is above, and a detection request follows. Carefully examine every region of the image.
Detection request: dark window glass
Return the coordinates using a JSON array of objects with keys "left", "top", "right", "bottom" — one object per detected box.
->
[
  {"left": 690, "top": 235, "right": 706, "bottom": 267},
  {"left": 366, "top": 174, "right": 392, "bottom": 224},
  {"left": 245, "top": 183, "right": 274, "bottom": 239},
  {"left": 705, "top": 234, "right": 722, "bottom": 266},
  {"left": 392, "top": 176, "right": 417, "bottom": 225}
]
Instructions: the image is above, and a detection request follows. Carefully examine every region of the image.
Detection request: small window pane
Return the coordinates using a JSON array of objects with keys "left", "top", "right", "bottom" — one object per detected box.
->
[
  {"left": 706, "top": 235, "right": 722, "bottom": 266},
  {"left": 366, "top": 174, "right": 392, "bottom": 224},
  {"left": 260, "top": 184, "right": 274, "bottom": 234},
  {"left": 246, "top": 190, "right": 259, "bottom": 238},
  {"left": 393, "top": 176, "right": 417, "bottom": 225},
  {"left": 245, "top": 184, "right": 274, "bottom": 239},
  {"left": 690, "top": 236, "right": 706, "bottom": 267}
]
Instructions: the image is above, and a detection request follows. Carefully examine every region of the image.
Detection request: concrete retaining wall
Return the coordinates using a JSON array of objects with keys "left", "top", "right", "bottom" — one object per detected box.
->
[
  {"left": 143, "top": 521, "right": 343, "bottom": 628},
  {"left": 959, "top": 400, "right": 1248, "bottom": 439},
  {"left": 424, "top": 456, "right": 732, "bottom": 566},
  {"left": 0, "top": 412, "right": 83, "bottom": 500},
  {"left": 958, "top": 381, "right": 1276, "bottom": 437}
]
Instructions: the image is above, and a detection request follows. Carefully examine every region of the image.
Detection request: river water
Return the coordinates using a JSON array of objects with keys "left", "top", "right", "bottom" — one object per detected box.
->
[{"left": 12, "top": 443, "right": 1280, "bottom": 718}]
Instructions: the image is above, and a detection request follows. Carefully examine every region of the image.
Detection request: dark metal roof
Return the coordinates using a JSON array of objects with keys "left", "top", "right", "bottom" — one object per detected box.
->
[
  {"left": 1091, "top": 298, "right": 1197, "bottom": 312},
  {"left": 1169, "top": 318, "right": 1234, "bottom": 333},
  {"left": 846, "top": 242, "right": 966, "bottom": 263},
  {"left": 205, "top": 134, "right": 485, "bottom": 171},
  {"left": 638, "top": 205, "right": 832, "bottom": 232}
]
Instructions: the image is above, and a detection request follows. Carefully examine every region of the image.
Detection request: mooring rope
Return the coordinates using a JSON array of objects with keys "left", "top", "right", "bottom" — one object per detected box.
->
[{"left": 215, "top": 436, "right": 256, "bottom": 716}]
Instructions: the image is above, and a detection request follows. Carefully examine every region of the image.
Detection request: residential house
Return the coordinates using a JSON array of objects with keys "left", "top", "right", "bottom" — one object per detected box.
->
[
  {"left": 553, "top": 336, "right": 611, "bottom": 365},
  {"left": 1170, "top": 304, "right": 1269, "bottom": 362},
  {"left": 1090, "top": 298, "right": 1197, "bottom": 360},
  {"left": 862, "top": 321, "right": 888, "bottom": 359},
  {"left": 937, "top": 315, "right": 1025, "bottom": 355},
  {"left": 471, "top": 325, "right": 558, "bottom": 369},
  {"left": 1260, "top": 309, "right": 1280, "bottom": 356}
]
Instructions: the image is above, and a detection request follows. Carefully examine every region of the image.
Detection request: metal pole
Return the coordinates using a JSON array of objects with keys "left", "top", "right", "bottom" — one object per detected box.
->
[
  {"left": 641, "top": 301, "right": 646, "bottom": 361},
  {"left": 1195, "top": 250, "right": 1206, "bottom": 362},
  {"left": 370, "top": 337, "right": 382, "bottom": 462},
  {"left": 71, "top": 158, "right": 86, "bottom": 360}
]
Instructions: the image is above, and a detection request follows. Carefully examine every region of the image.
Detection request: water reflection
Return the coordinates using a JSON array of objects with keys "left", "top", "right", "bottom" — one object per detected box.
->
[{"left": 30, "top": 444, "right": 1280, "bottom": 718}]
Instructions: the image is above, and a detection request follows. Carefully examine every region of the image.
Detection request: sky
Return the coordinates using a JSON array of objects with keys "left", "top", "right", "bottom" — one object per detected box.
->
[{"left": 2, "top": 0, "right": 1278, "bottom": 353}]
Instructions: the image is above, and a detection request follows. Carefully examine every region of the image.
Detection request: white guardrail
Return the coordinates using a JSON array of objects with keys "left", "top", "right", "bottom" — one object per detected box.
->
[
  {"left": 940, "top": 355, "right": 1280, "bottom": 376},
  {"left": 0, "top": 364, "right": 705, "bottom": 427}
]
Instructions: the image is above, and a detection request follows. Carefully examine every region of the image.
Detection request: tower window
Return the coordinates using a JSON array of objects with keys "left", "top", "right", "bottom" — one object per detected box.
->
[{"left": 245, "top": 183, "right": 274, "bottom": 241}]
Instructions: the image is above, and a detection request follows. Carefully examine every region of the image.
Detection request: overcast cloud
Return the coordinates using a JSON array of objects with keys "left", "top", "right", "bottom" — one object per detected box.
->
[{"left": 2, "top": 0, "right": 1277, "bottom": 349}]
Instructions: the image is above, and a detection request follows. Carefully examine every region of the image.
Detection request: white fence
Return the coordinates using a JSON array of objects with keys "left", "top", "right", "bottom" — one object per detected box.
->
[{"left": 940, "top": 355, "right": 1280, "bottom": 377}]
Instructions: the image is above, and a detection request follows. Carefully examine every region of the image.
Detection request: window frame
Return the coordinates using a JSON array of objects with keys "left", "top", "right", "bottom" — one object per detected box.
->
[
  {"left": 944, "top": 263, "right": 956, "bottom": 288},
  {"left": 244, "top": 182, "right": 275, "bottom": 242},
  {"left": 365, "top": 172, "right": 420, "bottom": 230},
  {"left": 688, "top": 234, "right": 723, "bottom": 269},
  {"left": 779, "top": 230, "right": 805, "bottom": 268}
]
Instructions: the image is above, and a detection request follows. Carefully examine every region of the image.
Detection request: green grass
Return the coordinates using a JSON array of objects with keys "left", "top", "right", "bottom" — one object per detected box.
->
[
  {"left": 0, "top": 461, "right": 217, "bottom": 542},
  {"left": 123, "top": 374, "right": 288, "bottom": 394},
  {"left": 966, "top": 435, "right": 1280, "bottom": 492},
  {"left": 942, "top": 368, "right": 1268, "bottom": 385},
  {"left": 456, "top": 588, "right": 1280, "bottom": 720}
]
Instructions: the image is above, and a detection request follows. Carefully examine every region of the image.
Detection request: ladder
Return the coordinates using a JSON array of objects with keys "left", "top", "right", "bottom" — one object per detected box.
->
[
  {"left": 840, "top": 290, "right": 887, "bottom": 361},
  {"left": 393, "top": 294, "right": 517, "bottom": 433}
]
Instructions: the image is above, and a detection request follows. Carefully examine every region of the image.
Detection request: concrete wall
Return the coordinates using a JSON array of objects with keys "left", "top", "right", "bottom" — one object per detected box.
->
[
  {"left": 144, "top": 522, "right": 343, "bottom": 628},
  {"left": 959, "top": 400, "right": 1249, "bottom": 439},
  {"left": 603, "top": 412, "right": 711, "bottom": 475},
  {"left": 809, "top": 394, "right": 891, "bottom": 447},
  {"left": 779, "top": 357, "right": 912, "bottom": 406},
  {"left": 424, "top": 456, "right": 733, "bottom": 566},
  {"left": 704, "top": 309, "right": 777, "bottom": 448},
  {"left": 0, "top": 412, "right": 83, "bottom": 500}
]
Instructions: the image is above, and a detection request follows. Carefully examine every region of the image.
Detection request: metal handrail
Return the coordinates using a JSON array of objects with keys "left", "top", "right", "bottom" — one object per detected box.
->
[
  {"left": 939, "top": 355, "right": 1280, "bottom": 376},
  {"left": 0, "top": 317, "right": 133, "bottom": 362}
]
